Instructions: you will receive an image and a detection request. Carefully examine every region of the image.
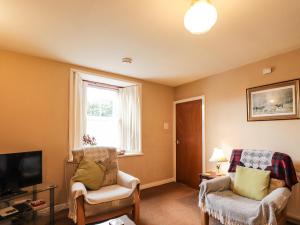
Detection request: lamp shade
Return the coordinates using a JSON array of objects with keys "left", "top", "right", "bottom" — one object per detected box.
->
[
  {"left": 184, "top": 1, "right": 218, "bottom": 34},
  {"left": 209, "top": 148, "right": 228, "bottom": 162}
]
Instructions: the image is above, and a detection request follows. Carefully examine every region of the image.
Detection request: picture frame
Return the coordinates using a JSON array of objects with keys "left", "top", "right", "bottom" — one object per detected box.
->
[{"left": 246, "top": 79, "right": 300, "bottom": 121}]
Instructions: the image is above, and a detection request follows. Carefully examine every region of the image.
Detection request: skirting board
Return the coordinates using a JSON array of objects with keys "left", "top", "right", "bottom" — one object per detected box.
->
[
  {"left": 287, "top": 213, "right": 300, "bottom": 225},
  {"left": 287, "top": 218, "right": 300, "bottom": 225},
  {"left": 37, "top": 202, "right": 69, "bottom": 216},
  {"left": 140, "top": 177, "right": 176, "bottom": 190}
]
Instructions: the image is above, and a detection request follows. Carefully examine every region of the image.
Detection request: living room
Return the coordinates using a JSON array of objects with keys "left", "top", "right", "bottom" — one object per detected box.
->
[{"left": 0, "top": 1, "right": 299, "bottom": 225}]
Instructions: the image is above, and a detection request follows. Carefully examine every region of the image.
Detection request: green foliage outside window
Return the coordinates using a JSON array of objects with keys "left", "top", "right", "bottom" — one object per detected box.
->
[{"left": 87, "top": 101, "right": 113, "bottom": 117}]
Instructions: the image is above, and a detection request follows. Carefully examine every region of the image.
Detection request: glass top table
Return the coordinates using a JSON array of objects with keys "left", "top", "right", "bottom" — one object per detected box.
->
[{"left": 96, "top": 215, "right": 136, "bottom": 225}]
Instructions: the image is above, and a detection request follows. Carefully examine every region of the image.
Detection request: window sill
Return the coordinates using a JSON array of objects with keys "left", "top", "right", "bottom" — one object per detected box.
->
[{"left": 117, "top": 152, "right": 144, "bottom": 158}]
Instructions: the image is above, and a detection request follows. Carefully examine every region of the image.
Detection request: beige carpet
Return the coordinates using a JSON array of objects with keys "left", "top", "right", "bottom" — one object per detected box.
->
[
  {"left": 139, "top": 182, "right": 202, "bottom": 225},
  {"left": 139, "top": 183, "right": 296, "bottom": 225}
]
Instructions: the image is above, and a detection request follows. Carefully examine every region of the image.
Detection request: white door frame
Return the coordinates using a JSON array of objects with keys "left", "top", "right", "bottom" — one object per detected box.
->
[{"left": 173, "top": 96, "right": 206, "bottom": 181}]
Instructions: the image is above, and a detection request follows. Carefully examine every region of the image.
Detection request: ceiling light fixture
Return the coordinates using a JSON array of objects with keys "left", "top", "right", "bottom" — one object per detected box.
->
[
  {"left": 122, "top": 57, "right": 133, "bottom": 64},
  {"left": 184, "top": 0, "right": 218, "bottom": 34}
]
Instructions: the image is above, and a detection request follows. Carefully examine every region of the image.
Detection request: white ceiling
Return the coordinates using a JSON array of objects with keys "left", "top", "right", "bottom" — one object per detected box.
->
[{"left": 1, "top": 0, "right": 300, "bottom": 86}]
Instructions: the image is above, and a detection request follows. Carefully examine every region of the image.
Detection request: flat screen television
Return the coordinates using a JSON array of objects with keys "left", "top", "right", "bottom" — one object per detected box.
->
[{"left": 0, "top": 151, "right": 42, "bottom": 197}]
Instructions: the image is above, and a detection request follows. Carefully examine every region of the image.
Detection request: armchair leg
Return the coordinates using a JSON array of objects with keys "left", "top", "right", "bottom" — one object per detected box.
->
[
  {"left": 77, "top": 196, "right": 85, "bottom": 225},
  {"left": 133, "top": 184, "right": 140, "bottom": 225},
  {"left": 200, "top": 209, "right": 209, "bottom": 225},
  {"left": 277, "top": 207, "right": 287, "bottom": 225}
]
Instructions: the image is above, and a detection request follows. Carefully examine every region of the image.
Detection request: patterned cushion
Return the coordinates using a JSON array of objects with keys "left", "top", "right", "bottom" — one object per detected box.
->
[
  {"left": 72, "top": 150, "right": 84, "bottom": 163},
  {"left": 72, "top": 147, "right": 118, "bottom": 187}
]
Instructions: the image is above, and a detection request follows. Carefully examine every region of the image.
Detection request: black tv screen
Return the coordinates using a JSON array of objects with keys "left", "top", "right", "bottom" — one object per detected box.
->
[{"left": 0, "top": 151, "right": 42, "bottom": 196}]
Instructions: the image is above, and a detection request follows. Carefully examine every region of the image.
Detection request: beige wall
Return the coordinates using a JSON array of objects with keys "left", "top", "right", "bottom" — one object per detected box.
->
[
  {"left": 175, "top": 48, "right": 300, "bottom": 172},
  {"left": 0, "top": 50, "right": 174, "bottom": 203},
  {"left": 2, "top": 47, "right": 300, "bottom": 204}
]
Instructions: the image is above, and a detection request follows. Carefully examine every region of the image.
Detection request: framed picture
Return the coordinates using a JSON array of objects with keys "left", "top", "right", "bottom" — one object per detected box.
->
[{"left": 247, "top": 79, "right": 300, "bottom": 121}]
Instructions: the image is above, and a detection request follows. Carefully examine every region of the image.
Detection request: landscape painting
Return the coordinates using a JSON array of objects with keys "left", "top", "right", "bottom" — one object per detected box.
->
[{"left": 247, "top": 80, "right": 300, "bottom": 121}]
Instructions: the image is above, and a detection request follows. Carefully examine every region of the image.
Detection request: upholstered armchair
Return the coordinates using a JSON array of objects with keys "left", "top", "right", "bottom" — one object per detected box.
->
[
  {"left": 199, "top": 149, "right": 298, "bottom": 225},
  {"left": 66, "top": 147, "right": 140, "bottom": 225}
]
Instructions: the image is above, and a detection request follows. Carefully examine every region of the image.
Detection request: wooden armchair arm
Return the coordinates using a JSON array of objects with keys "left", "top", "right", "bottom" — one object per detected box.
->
[
  {"left": 76, "top": 196, "right": 85, "bottom": 225},
  {"left": 133, "top": 184, "right": 140, "bottom": 225}
]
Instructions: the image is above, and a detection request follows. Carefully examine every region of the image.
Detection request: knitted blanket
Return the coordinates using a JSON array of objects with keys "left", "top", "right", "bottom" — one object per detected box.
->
[
  {"left": 199, "top": 176, "right": 291, "bottom": 225},
  {"left": 228, "top": 149, "right": 298, "bottom": 189}
]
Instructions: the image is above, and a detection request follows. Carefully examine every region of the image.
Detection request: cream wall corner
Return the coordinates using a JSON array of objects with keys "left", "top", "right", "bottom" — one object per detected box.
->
[{"left": 175, "top": 48, "right": 300, "bottom": 172}]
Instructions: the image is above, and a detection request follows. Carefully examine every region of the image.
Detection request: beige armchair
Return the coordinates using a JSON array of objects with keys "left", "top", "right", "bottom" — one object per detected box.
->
[
  {"left": 199, "top": 149, "right": 298, "bottom": 225},
  {"left": 66, "top": 147, "right": 140, "bottom": 225},
  {"left": 199, "top": 176, "right": 290, "bottom": 225}
]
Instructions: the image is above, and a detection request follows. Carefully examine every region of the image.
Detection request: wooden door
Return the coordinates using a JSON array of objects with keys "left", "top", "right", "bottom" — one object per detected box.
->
[{"left": 176, "top": 99, "right": 202, "bottom": 189}]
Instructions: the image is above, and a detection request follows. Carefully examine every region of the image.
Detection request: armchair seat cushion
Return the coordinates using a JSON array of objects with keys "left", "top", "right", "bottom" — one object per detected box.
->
[
  {"left": 84, "top": 196, "right": 134, "bottom": 217},
  {"left": 203, "top": 188, "right": 291, "bottom": 225},
  {"left": 85, "top": 185, "right": 133, "bottom": 204},
  {"left": 206, "top": 190, "right": 261, "bottom": 224}
]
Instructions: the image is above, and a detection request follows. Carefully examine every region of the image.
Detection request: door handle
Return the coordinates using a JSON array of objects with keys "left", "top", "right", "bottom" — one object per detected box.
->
[{"left": 176, "top": 139, "right": 180, "bottom": 145}]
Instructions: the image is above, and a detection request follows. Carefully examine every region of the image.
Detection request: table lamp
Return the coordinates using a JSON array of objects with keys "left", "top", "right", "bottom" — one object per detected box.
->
[{"left": 209, "top": 148, "right": 228, "bottom": 174}]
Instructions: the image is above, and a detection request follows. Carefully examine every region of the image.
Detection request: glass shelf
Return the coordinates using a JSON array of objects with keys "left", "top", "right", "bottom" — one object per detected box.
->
[
  {"left": 0, "top": 184, "right": 57, "bottom": 225},
  {"left": 0, "top": 184, "right": 56, "bottom": 202}
]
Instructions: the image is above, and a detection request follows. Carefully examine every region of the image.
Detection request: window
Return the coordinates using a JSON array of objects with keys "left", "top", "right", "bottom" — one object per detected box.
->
[
  {"left": 69, "top": 70, "right": 141, "bottom": 158},
  {"left": 86, "top": 85, "right": 120, "bottom": 148}
]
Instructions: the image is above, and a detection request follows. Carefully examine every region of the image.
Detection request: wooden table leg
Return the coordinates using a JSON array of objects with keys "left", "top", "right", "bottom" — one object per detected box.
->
[{"left": 49, "top": 186, "right": 55, "bottom": 225}]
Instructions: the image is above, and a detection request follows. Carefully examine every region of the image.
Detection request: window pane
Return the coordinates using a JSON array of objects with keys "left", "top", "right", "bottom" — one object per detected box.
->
[{"left": 86, "top": 86, "right": 119, "bottom": 148}]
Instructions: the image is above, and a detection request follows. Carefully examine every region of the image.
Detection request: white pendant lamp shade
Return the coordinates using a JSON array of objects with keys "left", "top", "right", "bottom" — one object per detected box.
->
[{"left": 184, "top": 1, "right": 218, "bottom": 34}]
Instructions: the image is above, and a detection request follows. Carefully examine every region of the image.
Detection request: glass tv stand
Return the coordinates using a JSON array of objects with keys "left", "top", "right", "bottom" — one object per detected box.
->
[{"left": 0, "top": 184, "right": 57, "bottom": 225}]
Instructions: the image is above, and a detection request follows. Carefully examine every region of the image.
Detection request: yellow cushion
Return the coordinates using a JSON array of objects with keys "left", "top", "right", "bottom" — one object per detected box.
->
[
  {"left": 72, "top": 158, "right": 106, "bottom": 190},
  {"left": 233, "top": 166, "right": 270, "bottom": 201}
]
